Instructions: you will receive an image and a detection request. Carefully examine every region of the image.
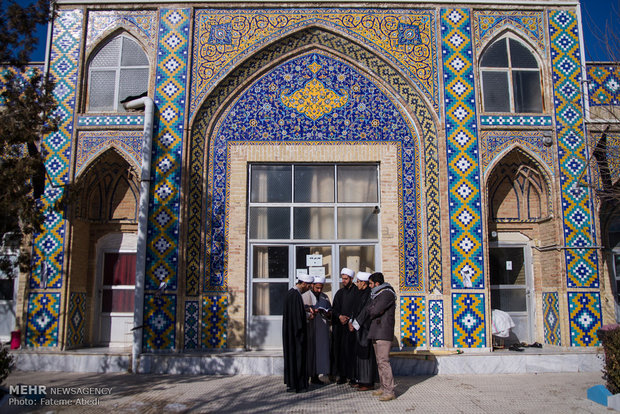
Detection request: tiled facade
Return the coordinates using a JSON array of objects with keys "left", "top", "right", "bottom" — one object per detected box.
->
[{"left": 16, "top": 1, "right": 617, "bottom": 355}]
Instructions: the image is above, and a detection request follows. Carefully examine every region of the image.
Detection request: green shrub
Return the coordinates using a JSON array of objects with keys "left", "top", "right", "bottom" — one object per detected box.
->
[
  {"left": 0, "top": 345, "right": 14, "bottom": 384},
  {"left": 597, "top": 326, "right": 620, "bottom": 394}
]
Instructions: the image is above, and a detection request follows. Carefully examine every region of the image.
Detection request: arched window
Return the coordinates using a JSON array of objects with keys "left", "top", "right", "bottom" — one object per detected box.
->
[
  {"left": 87, "top": 34, "right": 149, "bottom": 112},
  {"left": 480, "top": 37, "right": 543, "bottom": 113}
]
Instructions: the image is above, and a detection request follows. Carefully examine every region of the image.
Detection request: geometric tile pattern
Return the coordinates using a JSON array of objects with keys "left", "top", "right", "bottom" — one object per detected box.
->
[
  {"left": 202, "top": 295, "right": 228, "bottom": 349},
  {"left": 31, "top": 9, "right": 83, "bottom": 290},
  {"left": 400, "top": 296, "right": 426, "bottom": 348},
  {"left": 452, "top": 293, "right": 486, "bottom": 348},
  {"left": 472, "top": 10, "right": 545, "bottom": 53},
  {"left": 480, "top": 115, "right": 553, "bottom": 126},
  {"left": 67, "top": 292, "right": 86, "bottom": 348},
  {"left": 208, "top": 53, "right": 420, "bottom": 291},
  {"left": 587, "top": 64, "right": 620, "bottom": 106},
  {"left": 87, "top": 10, "right": 158, "bottom": 50},
  {"left": 441, "top": 9, "right": 485, "bottom": 289},
  {"left": 184, "top": 300, "right": 199, "bottom": 350},
  {"left": 191, "top": 9, "right": 439, "bottom": 115},
  {"left": 143, "top": 294, "right": 176, "bottom": 351},
  {"left": 480, "top": 130, "right": 555, "bottom": 173},
  {"left": 145, "top": 9, "right": 190, "bottom": 301},
  {"left": 77, "top": 115, "right": 145, "bottom": 127},
  {"left": 568, "top": 292, "right": 601, "bottom": 347},
  {"left": 543, "top": 292, "right": 561, "bottom": 346},
  {"left": 26, "top": 293, "right": 60, "bottom": 347},
  {"left": 76, "top": 131, "right": 143, "bottom": 177},
  {"left": 549, "top": 10, "right": 599, "bottom": 289},
  {"left": 428, "top": 299, "right": 444, "bottom": 348},
  {"left": 187, "top": 29, "right": 441, "bottom": 294}
]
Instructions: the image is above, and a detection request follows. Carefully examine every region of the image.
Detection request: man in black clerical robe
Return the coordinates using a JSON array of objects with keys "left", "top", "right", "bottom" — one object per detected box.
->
[
  {"left": 331, "top": 267, "right": 359, "bottom": 384},
  {"left": 283, "top": 274, "right": 314, "bottom": 393}
]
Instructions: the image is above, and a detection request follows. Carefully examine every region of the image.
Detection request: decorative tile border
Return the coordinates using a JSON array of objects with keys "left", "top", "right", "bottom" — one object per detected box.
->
[
  {"left": 429, "top": 299, "right": 444, "bottom": 348},
  {"left": 31, "top": 9, "right": 83, "bottom": 294},
  {"left": 142, "top": 9, "right": 190, "bottom": 350},
  {"left": 587, "top": 64, "right": 620, "bottom": 106},
  {"left": 76, "top": 130, "right": 143, "bottom": 176},
  {"left": 77, "top": 115, "right": 145, "bottom": 127},
  {"left": 184, "top": 300, "right": 199, "bottom": 350},
  {"left": 441, "top": 9, "right": 485, "bottom": 289},
  {"left": 480, "top": 115, "right": 553, "bottom": 126},
  {"left": 202, "top": 295, "right": 228, "bottom": 349},
  {"left": 143, "top": 294, "right": 176, "bottom": 351},
  {"left": 452, "top": 293, "right": 486, "bottom": 348},
  {"left": 188, "top": 28, "right": 441, "bottom": 296},
  {"left": 191, "top": 9, "right": 439, "bottom": 116},
  {"left": 26, "top": 293, "right": 60, "bottom": 347},
  {"left": 67, "top": 292, "right": 86, "bottom": 348},
  {"left": 568, "top": 292, "right": 601, "bottom": 347},
  {"left": 87, "top": 10, "right": 158, "bottom": 50},
  {"left": 400, "top": 296, "right": 426, "bottom": 348},
  {"left": 472, "top": 10, "right": 545, "bottom": 53},
  {"left": 480, "top": 130, "right": 555, "bottom": 173},
  {"left": 543, "top": 292, "right": 561, "bottom": 346},
  {"left": 549, "top": 10, "right": 599, "bottom": 289}
]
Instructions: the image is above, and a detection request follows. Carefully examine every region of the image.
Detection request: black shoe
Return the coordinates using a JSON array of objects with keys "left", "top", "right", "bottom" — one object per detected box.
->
[
  {"left": 337, "top": 378, "right": 347, "bottom": 384},
  {"left": 509, "top": 344, "right": 524, "bottom": 352},
  {"left": 296, "top": 388, "right": 308, "bottom": 393},
  {"left": 310, "top": 376, "right": 323, "bottom": 385},
  {"left": 286, "top": 387, "right": 295, "bottom": 393}
]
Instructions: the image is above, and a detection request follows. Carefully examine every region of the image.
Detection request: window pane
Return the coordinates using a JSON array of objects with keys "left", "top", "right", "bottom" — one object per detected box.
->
[
  {"left": 491, "top": 288, "right": 526, "bottom": 312},
  {"left": 91, "top": 37, "right": 121, "bottom": 67},
  {"left": 338, "top": 207, "right": 378, "bottom": 239},
  {"left": 509, "top": 39, "right": 538, "bottom": 68},
  {"left": 481, "top": 39, "right": 508, "bottom": 67},
  {"left": 119, "top": 68, "right": 149, "bottom": 106},
  {"left": 295, "top": 246, "right": 332, "bottom": 280},
  {"left": 294, "top": 166, "right": 334, "bottom": 202},
  {"left": 101, "top": 289, "right": 134, "bottom": 313},
  {"left": 294, "top": 207, "right": 334, "bottom": 239},
  {"left": 89, "top": 70, "right": 116, "bottom": 111},
  {"left": 489, "top": 248, "right": 525, "bottom": 285},
  {"left": 251, "top": 166, "right": 291, "bottom": 203},
  {"left": 339, "top": 245, "right": 375, "bottom": 274},
  {"left": 121, "top": 37, "right": 149, "bottom": 66},
  {"left": 513, "top": 71, "right": 543, "bottom": 113},
  {"left": 249, "top": 207, "right": 290, "bottom": 239},
  {"left": 337, "top": 166, "right": 378, "bottom": 203},
  {"left": 252, "top": 282, "right": 288, "bottom": 315},
  {"left": 253, "top": 246, "right": 289, "bottom": 278},
  {"left": 482, "top": 71, "right": 510, "bottom": 112}
]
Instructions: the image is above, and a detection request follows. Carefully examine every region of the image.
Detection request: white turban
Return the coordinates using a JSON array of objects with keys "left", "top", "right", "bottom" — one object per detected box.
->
[
  {"left": 297, "top": 274, "right": 314, "bottom": 283},
  {"left": 313, "top": 276, "right": 326, "bottom": 284},
  {"left": 356, "top": 272, "right": 371, "bottom": 282},
  {"left": 340, "top": 268, "right": 355, "bottom": 277}
]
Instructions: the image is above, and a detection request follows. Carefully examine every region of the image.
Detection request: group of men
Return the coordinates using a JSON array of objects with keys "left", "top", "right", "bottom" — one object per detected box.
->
[{"left": 282, "top": 268, "right": 397, "bottom": 401}]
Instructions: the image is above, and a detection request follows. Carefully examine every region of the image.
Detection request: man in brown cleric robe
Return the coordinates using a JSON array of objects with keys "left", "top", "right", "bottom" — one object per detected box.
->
[{"left": 283, "top": 273, "right": 314, "bottom": 393}]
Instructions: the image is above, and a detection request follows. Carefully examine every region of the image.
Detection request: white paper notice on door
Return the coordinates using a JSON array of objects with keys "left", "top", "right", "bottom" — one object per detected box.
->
[
  {"left": 506, "top": 261, "right": 512, "bottom": 271},
  {"left": 306, "top": 254, "right": 322, "bottom": 267},
  {"left": 309, "top": 267, "right": 325, "bottom": 277}
]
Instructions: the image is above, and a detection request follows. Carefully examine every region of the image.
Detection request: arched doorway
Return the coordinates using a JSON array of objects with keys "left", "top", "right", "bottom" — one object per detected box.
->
[{"left": 486, "top": 147, "right": 553, "bottom": 344}]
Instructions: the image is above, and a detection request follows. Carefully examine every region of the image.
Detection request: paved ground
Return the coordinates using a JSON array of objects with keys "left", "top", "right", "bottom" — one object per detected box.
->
[{"left": 2, "top": 370, "right": 612, "bottom": 413}]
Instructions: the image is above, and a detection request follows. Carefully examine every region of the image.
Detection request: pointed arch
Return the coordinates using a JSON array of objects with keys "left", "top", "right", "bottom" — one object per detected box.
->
[
  {"left": 486, "top": 145, "right": 553, "bottom": 222},
  {"left": 185, "top": 26, "right": 441, "bottom": 294}
]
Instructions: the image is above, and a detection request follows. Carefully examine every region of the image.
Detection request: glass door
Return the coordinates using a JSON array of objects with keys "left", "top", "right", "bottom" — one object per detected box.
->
[{"left": 489, "top": 245, "right": 533, "bottom": 343}]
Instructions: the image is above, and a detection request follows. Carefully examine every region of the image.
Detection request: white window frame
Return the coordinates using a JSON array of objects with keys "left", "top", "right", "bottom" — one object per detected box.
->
[{"left": 87, "top": 34, "right": 149, "bottom": 113}]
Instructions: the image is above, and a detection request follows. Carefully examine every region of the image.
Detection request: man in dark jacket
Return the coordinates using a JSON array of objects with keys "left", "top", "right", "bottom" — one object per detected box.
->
[
  {"left": 351, "top": 272, "right": 396, "bottom": 401},
  {"left": 348, "top": 271, "right": 377, "bottom": 391}
]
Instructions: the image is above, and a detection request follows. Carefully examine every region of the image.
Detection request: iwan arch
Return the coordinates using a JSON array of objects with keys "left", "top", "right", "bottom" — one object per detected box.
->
[{"left": 9, "top": 1, "right": 619, "bottom": 372}]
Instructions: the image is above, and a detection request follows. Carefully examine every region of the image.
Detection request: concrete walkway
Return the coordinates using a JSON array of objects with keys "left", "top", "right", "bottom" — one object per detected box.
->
[{"left": 2, "top": 370, "right": 611, "bottom": 413}]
